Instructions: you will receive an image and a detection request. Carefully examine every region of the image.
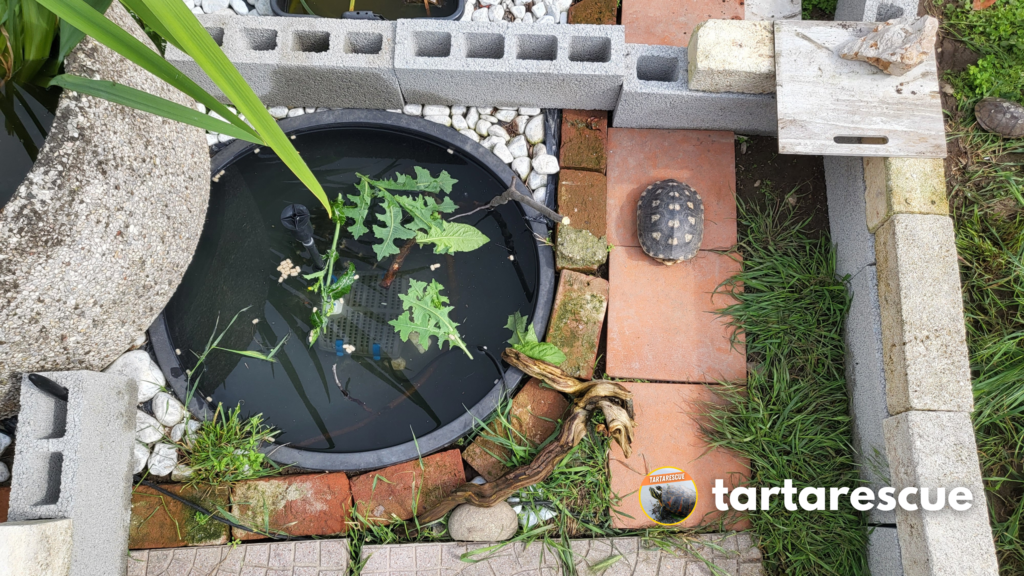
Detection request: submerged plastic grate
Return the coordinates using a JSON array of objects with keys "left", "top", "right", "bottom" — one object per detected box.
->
[{"left": 317, "top": 274, "right": 409, "bottom": 358}]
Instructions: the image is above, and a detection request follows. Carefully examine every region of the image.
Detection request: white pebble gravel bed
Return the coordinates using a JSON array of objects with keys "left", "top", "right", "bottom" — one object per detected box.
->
[
  {"left": 204, "top": 103, "right": 558, "bottom": 203},
  {"left": 188, "top": 0, "right": 572, "bottom": 24}
]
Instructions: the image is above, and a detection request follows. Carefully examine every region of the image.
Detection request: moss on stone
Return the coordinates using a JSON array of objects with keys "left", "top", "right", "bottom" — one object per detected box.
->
[
  {"left": 183, "top": 486, "right": 230, "bottom": 545},
  {"left": 548, "top": 273, "right": 608, "bottom": 378},
  {"left": 556, "top": 226, "right": 608, "bottom": 272}
]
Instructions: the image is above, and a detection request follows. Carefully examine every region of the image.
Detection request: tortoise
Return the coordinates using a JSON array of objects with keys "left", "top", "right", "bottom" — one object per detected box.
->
[
  {"left": 636, "top": 179, "right": 704, "bottom": 265},
  {"left": 975, "top": 97, "right": 1024, "bottom": 139},
  {"left": 649, "top": 483, "right": 697, "bottom": 523}
]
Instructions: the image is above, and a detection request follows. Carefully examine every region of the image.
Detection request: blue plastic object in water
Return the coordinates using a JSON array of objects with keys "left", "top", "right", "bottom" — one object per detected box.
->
[
  {"left": 372, "top": 343, "right": 381, "bottom": 361},
  {"left": 335, "top": 339, "right": 345, "bottom": 357}
]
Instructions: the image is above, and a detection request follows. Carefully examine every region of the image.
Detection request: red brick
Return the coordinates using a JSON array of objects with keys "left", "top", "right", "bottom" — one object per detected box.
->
[
  {"left": 622, "top": 0, "right": 743, "bottom": 47},
  {"left": 607, "top": 128, "right": 736, "bottom": 251},
  {"left": 610, "top": 382, "right": 750, "bottom": 529},
  {"left": 128, "top": 484, "right": 230, "bottom": 549},
  {"left": 560, "top": 110, "right": 608, "bottom": 173},
  {"left": 546, "top": 271, "right": 608, "bottom": 380},
  {"left": 557, "top": 170, "right": 607, "bottom": 239},
  {"left": 0, "top": 486, "right": 9, "bottom": 523},
  {"left": 351, "top": 449, "right": 465, "bottom": 523},
  {"left": 568, "top": 0, "right": 619, "bottom": 24},
  {"left": 462, "top": 379, "right": 570, "bottom": 481},
  {"left": 606, "top": 247, "right": 745, "bottom": 382},
  {"left": 230, "top": 472, "right": 351, "bottom": 540}
]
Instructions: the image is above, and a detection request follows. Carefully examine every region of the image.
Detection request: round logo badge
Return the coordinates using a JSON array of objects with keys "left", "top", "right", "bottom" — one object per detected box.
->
[{"left": 640, "top": 467, "right": 698, "bottom": 525}]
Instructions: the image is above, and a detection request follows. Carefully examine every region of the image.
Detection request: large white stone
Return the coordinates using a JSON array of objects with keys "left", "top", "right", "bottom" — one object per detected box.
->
[
  {"left": 136, "top": 410, "right": 164, "bottom": 444},
  {"left": 466, "top": 107, "right": 480, "bottom": 128},
  {"left": 532, "top": 154, "right": 560, "bottom": 175},
  {"left": 451, "top": 105, "right": 467, "bottom": 116},
  {"left": 452, "top": 115, "right": 469, "bottom": 130},
  {"left": 495, "top": 109, "right": 517, "bottom": 122},
  {"left": 403, "top": 104, "right": 423, "bottom": 115},
  {"left": 423, "top": 105, "right": 451, "bottom": 116},
  {"left": 476, "top": 119, "right": 493, "bottom": 137},
  {"left": 488, "top": 125, "right": 511, "bottom": 141},
  {"left": 268, "top": 105, "right": 288, "bottom": 119},
  {"left": 527, "top": 171, "right": 548, "bottom": 190},
  {"left": 507, "top": 135, "right": 529, "bottom": 158},
  {"left": 839, "top": 16, "right": 939, "bottom": 76},
  {"left": 133, "top": 442, "right": 151, "bottom": 474},
  {"left": 488, "top": 4, "right": 505, "bottom": 20},
  {"left": 524, "top": 115, "right": 545, "bottom": 144},
  {"left": 202, "top": 0, "right": 229, "bottom": 12},
  {"left": 151, "top": 391, "right": 185, "bottom": 426},
  {"left": 492, "top": 142, "right": 515, "bottom": 164},
  {"left": 103, "top": 350, "right": 165, "bottom": 403},
  {"left": 688, "top": 20, "right": 776, "bottom": 94},
  {"left": 472, "top": 7, "right": 490, "bottom": 20},
  {"left": 512, "top": 156, "right": 532, "bottom": 180},
  {"left": 449, "top": 503, "right": 519, "bottom": 541},
  {"left": 230, "top": 0, "right": 249, "bottom": 13},
  {"left": 481, "top": 135, "right": 503, "bottom": 150},
  {"left": 147, "top": 442, "right": 178, "bottom": 476}
]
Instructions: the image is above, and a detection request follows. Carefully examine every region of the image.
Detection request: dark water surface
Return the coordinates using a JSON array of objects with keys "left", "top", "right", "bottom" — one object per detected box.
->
[
  {"left": 165, "top": 126, "right": 540, "bottom": 453},
  {"left": 279, "top": 0, "right": 460, "bottom": 20},
  {"left": 0, "top": 84, "right": 59, "bottom": 208}
]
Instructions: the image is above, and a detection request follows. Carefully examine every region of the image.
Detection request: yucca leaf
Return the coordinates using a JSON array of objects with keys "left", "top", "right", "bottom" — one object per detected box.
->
[
  {"left": 13, "top": 0, "right": 57, "bottom": 83},
  {"left": 49, "top": 74, "right": 261, "bottom": 142},
  {"left": 34, "top": 0, "right": 256, "bottom": 140},
  {"left": 56, "top": 0, "right": 110, "bottom": 63},
  {"left": 135, "top": 0, "right": 331, "bottom": 215},
  {"left": 117, "top": 0, "right": 181, "bottom": 52}
]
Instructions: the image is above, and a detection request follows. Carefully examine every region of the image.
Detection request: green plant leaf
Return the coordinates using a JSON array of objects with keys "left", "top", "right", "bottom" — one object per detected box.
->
[
  {"left": 341, "top": 179, "right": 374, "bottom": 239},
  {"left": 366, "top": 167, "right": 457, "bottom": 194},
  {"left": 505, "top": 311, "right": 537, "bottom": 346},
  {"left": 392, "top": 193, "right": 444, "bottom": 233},
  {"left": 323, "top": 261, "right": 357, "bottom": 301},
  {"left": 48, "top": 74, "right": 261, "bottom": 142},
  {"left": 389, "top": 279, "right": 472, "bottom": 359},
  {"left": 371, "top": 193, "right": 417, "bottom": 260},
  {"left": 13, "top": 0, "right": 58, "bottom": 83},
  {"left": 513, "top": 341, "right": 566, "bottom": 365},
  {"left": 416, "top": 221, "right": 489, "bottom": 255},
  {"left": 56, "top": 0, "right": 111, "bottom": 63}
]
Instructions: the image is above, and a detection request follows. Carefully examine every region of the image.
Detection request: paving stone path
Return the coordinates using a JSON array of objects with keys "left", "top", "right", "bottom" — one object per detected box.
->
[{"left": 128, "top": 533, "right": 762, "bottom": 576}]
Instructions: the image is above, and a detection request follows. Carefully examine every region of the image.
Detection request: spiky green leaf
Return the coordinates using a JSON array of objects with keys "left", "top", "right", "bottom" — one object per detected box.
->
[
  {"left": 342, "top": 179, "right": 374, "bottom": 239},
  {"left": 371, "top": 193, "right": 417, "bottom": 260},
  {"left": 389, "top": 279, "right": 472, "bottom": 359},
  {"left": 505, "top": 311, "right": 538, "bottom": 346},
  {"left": 365, "top": 167, "right": 458, "bottom": 194},
  {"left": 416, "top": 221, "right": 489, "bottom": 255}
]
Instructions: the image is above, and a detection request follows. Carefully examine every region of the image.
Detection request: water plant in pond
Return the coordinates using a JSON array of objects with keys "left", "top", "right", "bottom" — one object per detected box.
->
[
  {"left": 505, "top": 311, "right": 566, "bottom": 365},
  {"left": 390, "top": 278, "right": 472, "bottom": 359}
]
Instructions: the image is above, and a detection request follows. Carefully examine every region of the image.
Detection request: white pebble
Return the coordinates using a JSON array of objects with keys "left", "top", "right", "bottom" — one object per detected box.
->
[
  {"left": 492, "top": 141, "right": 515, "bottom": 164},
  {"left": 512, "top": 156, "right": 532, "bottom": 180},
  {"left": 304, "top": 107, "right": 316, "bottom": 113},
  {"left": 171, "top": 464, "right": 194, "bottom": 482},
  {"left": 522, "top": 12, "right": 534, "bottom": 23},
  {"left": 537, "top": 15, "right": 555, "bottom": 24},
  {"left": 133, "top": 443, "right": 150, "bottom": 474},
  {"left": 430, "top": 263, "right": 442, "bottom": 271},
  {"left": 532, "top": 154, "right": 560, "bottom": 175},
  {"left": 511, "top": 5, "right": 526, "bottom": 17},
  {"left": 387, "top": 109, "right": 403, "bottom": 113},
  {"left": 466, "top": 107, "right": 480, "bottom": 127},
  {"left": 513, "top": 115, "right": 529, "bottom": 134},
  {"left": 152, "top": 391, "right": 186, "bottom": 427},
  {"left": 528, "top": 170, "right": 548, "bottom": 190},
  {"left": 0, "top": 462, "right": 8, "bottom": 483},
  {"left": 451, "top": 105, "right": 468, "bottom": 116},
  {"left": 202, "top": 0, "right": 229, "bottom": 13},
  {"left": 195, "top": 102, "right": 207, "bottom": 113},
  {"left": 205, "top": 132, "right": 217, "bottom": 145},
  {"left": 532, "top": 143, "right": 547, "bottom": 158},
  {"left": 425, "top": 114, "right": 452, "bottom": 126},
  {"left": 477, "top": 107, "right": 495, "bottom": 115},
  {"left": 286, "top": 107, "right": 305, "bottom": 117},
  {"left": 488, "top": 125, "right": 511, "bottom": 141},
  {"left": 459, "top": 129, "right": 482, "bottom": 142},
  {"left": 461, "top": 7, "right": 474, "bottom": 20},
  {"left": 559, "top": 11, "right": 568, "bottom": 23},
  {"left": 0, "top": 432, "right": 10, "bottom": 456},
  {"left": 533, "top": 187, "right": 547, "bottom": 204},
  {"left": 268, "top": 105, "right": 288, "bottom": 119},
  {"left": 191, "top": 6, "right": 204, "bottom": 14},
  {"left": 230, "top": 0, "right": 248, "bottom": 13},
  {"left": 481, "top": 114, "right": 499, "bottom": 124},
  {"left": 524, "top": 115, "right": 545, "bottom": 144},
  {"left": 508, "top": 135, "right": 529, "bottom": 157},
  {"left": 218, "top": 133, "right": 234, "bottom": 143},
  {"left": 475, "top": 119, "right": 493, "bottom": 137},
  {"left": 530, "top": 2, "right": 546, "bottom": 17},
  {"left": 520, "top": 107, "right": 541, "bottom": 116},
  {"left": 481, "top": 135, "right": 503, "bottom": 150},
  {"left": 452, "top": 115, "right": 469, "bottom": 130},
  {"left": 495, "top": 109, "right": 517, "bottom": 122},
  {"left": 472, "top": 7, "right": 489, "bottom": 20},
  {"left": 423, "top": 105, "right": 451, "bottom": 116},
  {"left": 403, "top": 104, "right": 423, "bottom": 115},
  {"left": 148, "top": 442, "right": 178, "bottom": 477}
]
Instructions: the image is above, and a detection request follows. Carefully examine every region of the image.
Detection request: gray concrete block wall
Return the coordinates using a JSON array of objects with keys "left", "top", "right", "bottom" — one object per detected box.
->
[
  {"left": 166, "top": 15, "right": 404, "bottom": 109},
  {"left": 824, "top": 156, "right": 876, "bottom": 279},
  {"left": 393, "top": 20, "right": 626, "bottom": 109},
  {"left": 868, "top": 527, "right": 904, "bottom": 576},
  {"left": 8, "top": 371, "right": 138, "bottom": 576},
  {"left": 612, "top": 43, "right": 777, "bottom": 135}
]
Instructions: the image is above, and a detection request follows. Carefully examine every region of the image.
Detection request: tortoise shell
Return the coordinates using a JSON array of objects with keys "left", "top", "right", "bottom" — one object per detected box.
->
[
  {"left": 975, "top": 97, "right": 1024, "bottom": 139},
  {"left": 650, "top": 484, "right": 697, "bottom": 518},
  {"left": 636, "top": 179, "right": 704, "bottom": 265}
]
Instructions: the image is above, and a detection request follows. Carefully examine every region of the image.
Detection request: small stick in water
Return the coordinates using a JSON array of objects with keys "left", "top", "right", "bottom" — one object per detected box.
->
[
  {"left": 380, "top": 238, "right": 417, "bottom": 289},
  {"left": 332, "top": 364, "right": 373, "bottom": 413},
  {"left": 449, "top": 178, "right": 570, "bottom": 226}
]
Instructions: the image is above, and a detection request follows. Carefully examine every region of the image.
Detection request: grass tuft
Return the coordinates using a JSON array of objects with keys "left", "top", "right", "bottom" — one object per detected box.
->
[{"left": 177, "top": 402, "right": 281, "bottom": 487}]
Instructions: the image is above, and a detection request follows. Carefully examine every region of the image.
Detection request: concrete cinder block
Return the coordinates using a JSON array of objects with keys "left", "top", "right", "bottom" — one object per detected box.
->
[
  {"left": 393, "top": 20, "right": 626, "bottom": 109},
  {"left": 836, "top": 0, "right": 920, "bottom": 22},
  {"left": 687, "top": 20, "right": 776, "bottom": 94},
  {"left": 166, "top": 15, "right": 404, "bottom": 109},
  {"left": 868, "top": 527, "right": 904, "bottom": 576},
  {"left": 612, "top": 44, "right": 777, "bottom": 135},
  {"left": 864, "top": 157, "right": 948, "bottom": 233},
  {"left": 845, "top": 265, "right": 894, "bottom": 525},
  {"left": 824, "top": 156, "right": 876, "bottom": 279},
  {"left": 875, "top": 215, "right": 972, "bottom": 414},
  {"left": 9, "top": 371, "right": 137, "bottom": 576},
  {"left": 0, "top": 519, "right": 74, "bottom": 576},
  {"left": 883, "top": 412, "right": 999, "bottom": 576}
]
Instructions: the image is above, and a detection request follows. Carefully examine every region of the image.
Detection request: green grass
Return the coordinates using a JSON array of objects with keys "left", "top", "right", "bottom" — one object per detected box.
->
[
  {"left": 942, "top": 0, "right": 1023, "bottom": 104},
  {"left": 176, "top": 402, "right": 282, "bottom": 487},
  {"left": 702, "top": 187, "right": 869, "bottom": 576}
]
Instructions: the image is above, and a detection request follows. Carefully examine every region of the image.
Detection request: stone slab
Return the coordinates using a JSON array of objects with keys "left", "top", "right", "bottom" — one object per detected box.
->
[
  {"left": 622, "top": 0, "right": 744, "bottom": 47},
  {"left": 231, "top": 472, "right": 352, "bottom": 540},
  {"left": 824, "top": 156, "right": 877, "bottom": 279},
  {"left": 836, "top": 0, "right": 921, "bottom": 22},
  {"left": 568, "top": 0, "right": 619, "bottom": 25},
  {"left": 129, "top": 484, "right": 231, "bottom": 549},
  {"left": 558, "top": 169, "right": 608, "bottom": 238},
  {"left": 883, "top": 411, "right": 999, "bottom": 576},
  {"left": 844, "top": 266, "right": 895, "bottom": 525},
  {"left": 123, "top": 539, "right": 350, "bottom": 576},
  {"left": 613, "top": 44, "right": 778, "bottom": 135},
  {"left": 556, "top": 225, "right": 609, "bottom": 273},
  {"left": 864, "top": 157, "right": 948, "bottom": 233},
  {"left": 9, "top": 371, "right": 137, "bottom": 576},
  {"left": 167, "top": 15, "right": 404, "bottom": 109},
  {"left": 609, "top": 383, "right": 751, "bottom": 529},
  {"left": 0, "top": 519, "right": 73, "bottom": 576},
  {"left": 875, "top": 214, "right": 972, "bottom": 414},
  {"left": 745, "top": 0, "right": 802, "bottom": 21},
  {"left": 607, "top": 247, "right": 745, "bottom": 383},
  {"left": 607, "top": 128, "right": 737, "bottom": 250},
  {"left": 560, "top": 110, "right": 609, "bottom": 173},
  {"left": 688, "top": 21, "right": 776, "bottom": 94},
  {"left": 463, "top": 378, "right": 570, "bottom": 482},
  {"left": 546, "top": 271, "right": 609, "bottom": 379},
  {"left": 393, "top": 21, "right": 627, "bottom": 110},
  {"left": 868, "top": 526, "right": 904, "bottom": 576},
  {"left": 350, "top": 449, "right": 465, "bottom": 523}
]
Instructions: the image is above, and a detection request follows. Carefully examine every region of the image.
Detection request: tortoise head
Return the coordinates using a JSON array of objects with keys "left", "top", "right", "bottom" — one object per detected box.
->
[{"left": 649, "top": 486, "right": 662, "bottom": 500}]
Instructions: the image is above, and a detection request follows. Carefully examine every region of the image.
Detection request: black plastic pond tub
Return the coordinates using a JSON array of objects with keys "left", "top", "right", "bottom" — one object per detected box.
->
[{"left": 271, "top": 0, "right": 466, "bottom": 21}]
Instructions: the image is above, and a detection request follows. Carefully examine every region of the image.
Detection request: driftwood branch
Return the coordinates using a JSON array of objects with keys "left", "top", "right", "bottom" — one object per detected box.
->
[
  {"left": 380, "top": 238, "right": 417, "bottom": 289},
  {"left": 407, "top": 348, "right": 635, "bottom": 529},
  {"left": 449, "top": 181, "right": 570, "bottom": 226}
]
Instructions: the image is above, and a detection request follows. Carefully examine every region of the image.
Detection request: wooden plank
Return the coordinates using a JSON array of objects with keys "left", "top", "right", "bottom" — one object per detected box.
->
[{"left": 774, "top": 20, "right": 946, "bottom": 158}]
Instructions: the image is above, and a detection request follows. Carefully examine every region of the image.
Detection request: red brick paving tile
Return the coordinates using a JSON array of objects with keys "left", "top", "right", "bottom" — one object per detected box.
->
[
  {"left": 462, "top": 379, "right": 570, "bottom": 481},
  {"left": 610, "top": 382, "right": 750, "bottom": 529},
  {"left": 557, "top": 170, "right": 607, "bottom": 239},
  {"left": 0, "top": 486, "right": 8, "bottom": 522},
  {"left": 622, "top": 0, "right": 743, "bottom": 47},
  {"left": 607, "top": 128, "right": 736, "bottom": 250},
  {"left": 546, "top": 271, "right": 608, "bottom": 379},
  {"left": 606, "top": 247, "right": 745, "bottom": 382},
  {"left": 231, "top": 472, "right": 352, "bottom": 540},
  {"left": 128, "top": 484, "right": 230, "bottom": 549},
  {"left": 351, "top": 449, "right": 464, "bottom": 523},
  {"left": 560, "top": 110, "right": 608, "bottom": 174},
  {"left": 568, "top": 0, "right": 619, "bottom": 24}
]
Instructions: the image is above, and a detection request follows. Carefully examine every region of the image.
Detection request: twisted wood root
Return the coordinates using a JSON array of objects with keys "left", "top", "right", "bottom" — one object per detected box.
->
[{"left": 408, "top": 349, "right": 635, "bottom": 528}]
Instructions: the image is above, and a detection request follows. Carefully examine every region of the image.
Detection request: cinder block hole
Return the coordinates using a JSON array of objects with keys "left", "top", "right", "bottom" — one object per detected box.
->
[
  {"left": 295, "top": 30, "right": 331, "bottom": 53},
  {"left": 636, "top": 55, "right": 679, "bottom": 82},
  {"left": 244, "top": 28, "right": 278, "bottom": 51},
  {"left": 516, "top": 35, "right": 558, "bottom": 61},
  {"left": 38, "top": 394, "right": 68, "bottom": 439},
  {"left": 26, "top": 452, "right": 63, "bottom": 506},
  {"left": 834, "top": 136, "right": 889, "bottom": 145},
  {"left": 206, "top": 27, "right": 224, "bottom": 47},
  {"left": 569, "top": 36, "right": 611, "bottom": 63},
  {"left": 466, "top": 33, "right": 505, "bottom": 59},
  {"left": 413, "top": 31, "right": 452, "bottom": 58},
  {"left": 345, "top": 31, "right": 382, "bottom": 54}
]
